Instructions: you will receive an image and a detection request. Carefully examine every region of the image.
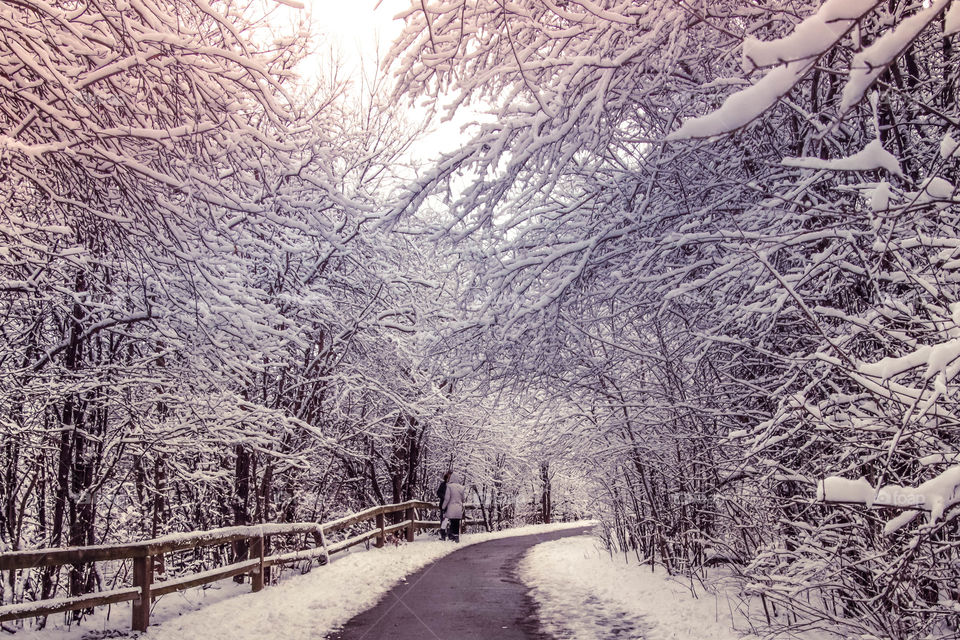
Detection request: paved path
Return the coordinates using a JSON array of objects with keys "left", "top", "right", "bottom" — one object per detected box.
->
[{"left": 327, "top": 526, "right": 595, "bottom": 640}]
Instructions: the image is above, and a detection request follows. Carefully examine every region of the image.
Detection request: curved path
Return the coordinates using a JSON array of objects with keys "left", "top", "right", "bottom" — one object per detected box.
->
[{"left": 327, "top": 525, "right": 595, "bottom": 640}]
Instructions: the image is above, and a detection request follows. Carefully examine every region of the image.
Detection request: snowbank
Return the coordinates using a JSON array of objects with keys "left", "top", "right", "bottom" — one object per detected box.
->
[{"left": 520, "top": 535, "right": 756, "bottom": 640}]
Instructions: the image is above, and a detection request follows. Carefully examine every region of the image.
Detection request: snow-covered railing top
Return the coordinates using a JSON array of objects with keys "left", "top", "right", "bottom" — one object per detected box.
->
[{"left": 0, "top": 499, "right": 482, "bottom": 632}]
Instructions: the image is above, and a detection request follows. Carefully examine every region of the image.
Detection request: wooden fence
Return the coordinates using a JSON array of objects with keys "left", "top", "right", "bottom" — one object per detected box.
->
[{"left": 0, "top": 500, "right": 482, "bottom": 631}]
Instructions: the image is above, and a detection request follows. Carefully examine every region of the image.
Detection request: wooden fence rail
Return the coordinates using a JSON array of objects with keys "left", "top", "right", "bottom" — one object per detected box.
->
[{"left": 0, "top": 500, "right": 483, "bottom": 631}]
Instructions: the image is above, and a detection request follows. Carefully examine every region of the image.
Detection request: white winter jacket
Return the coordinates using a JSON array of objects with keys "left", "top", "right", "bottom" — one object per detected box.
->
[{"left": 441, "top": 474, "right": 466, "bottom": 519}]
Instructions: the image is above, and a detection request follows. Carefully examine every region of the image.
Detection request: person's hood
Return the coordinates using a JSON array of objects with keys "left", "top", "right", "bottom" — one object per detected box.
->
[{"left": 448, "top": 472, "right": 463, "bottom": 485}]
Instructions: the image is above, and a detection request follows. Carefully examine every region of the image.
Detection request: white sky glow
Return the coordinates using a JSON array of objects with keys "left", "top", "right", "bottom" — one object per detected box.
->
[
  {"left": 271, "top": 0, "right": 475, "bottom": 161},
  {"left": 307, "top": 0, "right": 408, "bottom": 72}
]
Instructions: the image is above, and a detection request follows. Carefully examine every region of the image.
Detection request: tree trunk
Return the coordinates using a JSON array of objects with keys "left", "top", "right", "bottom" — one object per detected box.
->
[
  {"left": 539, "top": 462, "right": 551, "bottom": 524},
  {"left": 232, "top": 445, "right": 251, "bottom": 583}
]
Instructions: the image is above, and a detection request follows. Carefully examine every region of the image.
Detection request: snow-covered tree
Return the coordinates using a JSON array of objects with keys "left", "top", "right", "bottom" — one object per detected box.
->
[
  {"left": 0, "top": 0, "right": 464, "bottom": 616},
  {"left": 388, "top": 0, "right": 960, "bottom": 636}
]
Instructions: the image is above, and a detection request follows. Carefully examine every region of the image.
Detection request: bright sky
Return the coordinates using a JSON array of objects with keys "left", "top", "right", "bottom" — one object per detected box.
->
[
  {"left": 268, "top": 0, "right": 477, "bottom": 161},
  {"left": 299, "top": 0, "right": 481, "bottom": 162},
  {"left": 308, "top": 0, "right": 409, "bottom": 73}
]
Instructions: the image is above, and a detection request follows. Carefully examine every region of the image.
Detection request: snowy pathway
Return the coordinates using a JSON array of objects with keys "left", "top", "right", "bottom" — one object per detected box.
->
[
  {"left": 328, "top": 525, "right": 594, "bottom": 640},
  {"left": 10, "top": 525, "right": 759, "bottom": 640}
]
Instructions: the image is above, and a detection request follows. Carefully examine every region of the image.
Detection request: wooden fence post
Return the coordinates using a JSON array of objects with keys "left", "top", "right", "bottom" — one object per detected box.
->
[
  {"left": 263, "top": 534, "right": 271, "bottom": 586},
  {"left": 132, "top": 554, "right": 153, "bottom": 632},
  {"left": 405, "top": 506, "right": 415, "bottom": 542},
  {"left": 313, "top": 528, "right": 329, "bottom": 565},
  {"left": 250, "top": 534, "right": 264, "bottom": 592},
  {"left": 375, "top": 513, "right": 385, "bottom": 548}
]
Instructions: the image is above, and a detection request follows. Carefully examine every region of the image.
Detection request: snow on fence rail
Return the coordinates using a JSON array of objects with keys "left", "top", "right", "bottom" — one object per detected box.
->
[{"left": 0, "top": 499, "right": 483, "bottom": 631}]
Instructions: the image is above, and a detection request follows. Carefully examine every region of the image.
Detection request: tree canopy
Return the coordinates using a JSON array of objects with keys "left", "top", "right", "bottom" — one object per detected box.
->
[{"left": 3, "top": 1, "right": 960, "bottom": 637}]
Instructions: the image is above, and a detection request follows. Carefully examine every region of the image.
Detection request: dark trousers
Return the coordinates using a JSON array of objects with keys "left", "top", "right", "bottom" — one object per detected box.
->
[{"left": 448, "top": 518, "right": 461, "bottom": 542}]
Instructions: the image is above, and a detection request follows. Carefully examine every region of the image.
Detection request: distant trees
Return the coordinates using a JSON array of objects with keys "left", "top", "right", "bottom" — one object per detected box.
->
[{"left": 389, "top": 0, "right": 960, "bottom": 637}]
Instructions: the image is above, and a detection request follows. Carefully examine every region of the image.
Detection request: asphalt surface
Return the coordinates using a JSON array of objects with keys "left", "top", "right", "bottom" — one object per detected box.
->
[{"left": 327, "top": 525, "right": 595, "bottom": 640}]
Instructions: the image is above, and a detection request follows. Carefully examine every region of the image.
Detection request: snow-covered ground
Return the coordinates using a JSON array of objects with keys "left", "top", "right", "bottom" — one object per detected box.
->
[
  {"left": 8, "top": 522, "right": 590, "bottom": 640},
  {"left": 520, "top": 536, "right": 757, "bottom": 640}
]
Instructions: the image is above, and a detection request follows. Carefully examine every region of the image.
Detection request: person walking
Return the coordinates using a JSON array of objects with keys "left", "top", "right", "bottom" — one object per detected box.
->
[
  {"left": 441, "top": 472, "right": 466, "bottom": 543},
  {"left": 436, "top": 471, "right": 451, "bottom": 540}
]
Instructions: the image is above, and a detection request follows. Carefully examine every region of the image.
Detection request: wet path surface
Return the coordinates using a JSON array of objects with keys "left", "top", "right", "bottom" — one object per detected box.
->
[{"left": 327, "top": 526, "right": 595, "bottom": 640}]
